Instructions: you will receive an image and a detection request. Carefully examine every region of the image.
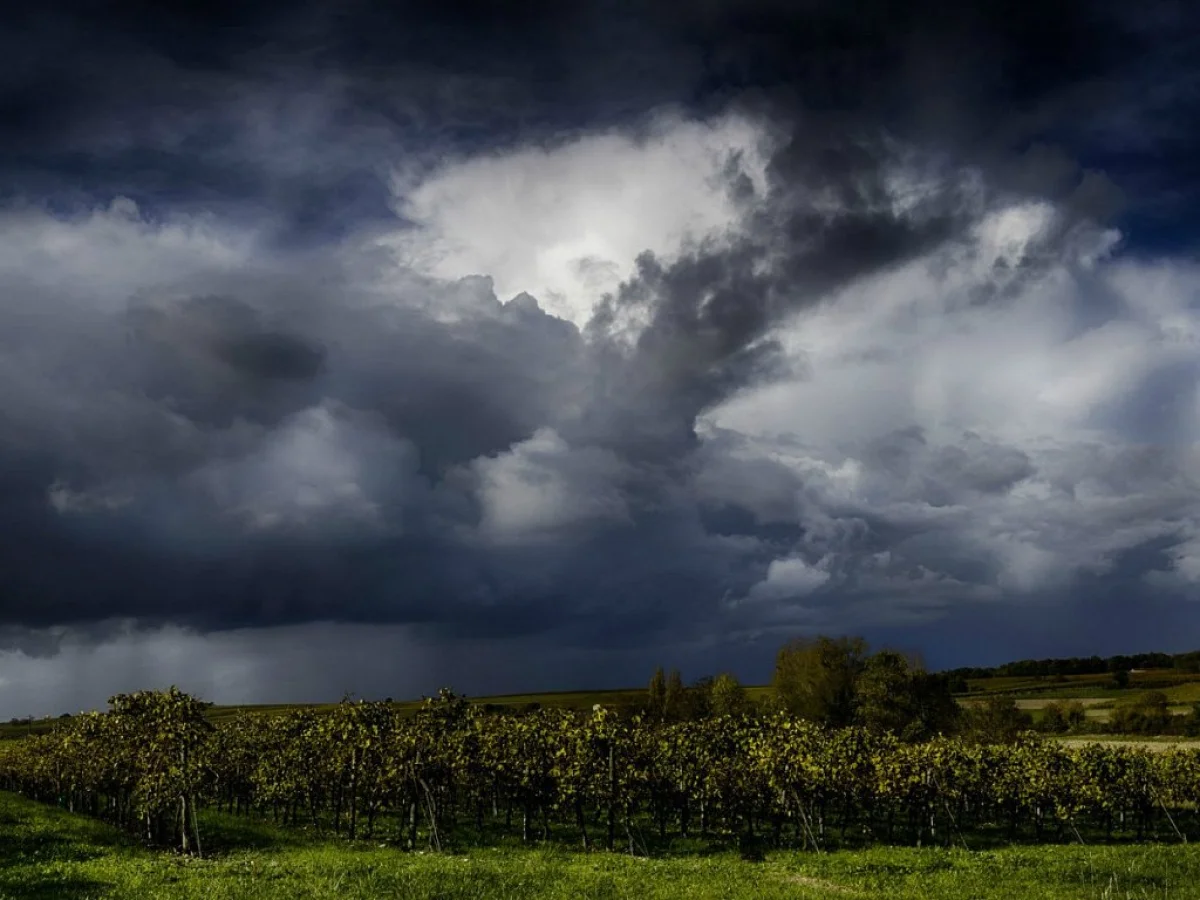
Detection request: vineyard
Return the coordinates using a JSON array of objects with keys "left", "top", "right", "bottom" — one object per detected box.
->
[{"left": 3, "top": 687, "right": 1200, "bottom": 860}]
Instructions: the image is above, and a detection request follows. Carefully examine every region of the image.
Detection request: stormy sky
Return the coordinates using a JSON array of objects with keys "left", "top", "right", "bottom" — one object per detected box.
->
[{"left": 1, "top": 0, "right": 1199, "bottom": 717}]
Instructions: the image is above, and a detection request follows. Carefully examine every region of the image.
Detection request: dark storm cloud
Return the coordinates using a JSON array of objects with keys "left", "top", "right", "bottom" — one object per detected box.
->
[
  {"left": 0, "top": 0, "right": 699, "bottom": 244},
  {"left": 569, "top": 0, "right": 1192, "bottom": 467},
  {"left": 0, "top": 264, "right": 625, "bottom": 632},
  {"left": 212, "top": 329, "right": 325, "bottom": 382},
  {"left": 860, "top": 428, "right": 1036, "bottom": 501},
  {"left": 580, "top": 156, "right": 968, "bottom": 460},
  {"left": 2, "top": 2, "right": 1191, "bottom": 240},
  {"left": 0, "top": 0, "right": 1197, "bottom": 696}
]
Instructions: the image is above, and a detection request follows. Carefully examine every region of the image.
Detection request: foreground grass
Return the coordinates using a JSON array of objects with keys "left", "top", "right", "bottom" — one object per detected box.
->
[{"left": 4, "top": 793, "right": 1200, "bottom": 899}]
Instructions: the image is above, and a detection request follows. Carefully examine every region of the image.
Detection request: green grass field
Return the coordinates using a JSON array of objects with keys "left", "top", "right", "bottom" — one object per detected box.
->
[{"left": 3, "top": 791, "right": 1200, "bottom": 899}]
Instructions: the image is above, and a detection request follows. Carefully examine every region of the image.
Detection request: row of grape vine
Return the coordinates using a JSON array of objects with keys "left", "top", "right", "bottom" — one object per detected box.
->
[{"left": 2, "top": 688, "right": 1197, "bottom": 855}]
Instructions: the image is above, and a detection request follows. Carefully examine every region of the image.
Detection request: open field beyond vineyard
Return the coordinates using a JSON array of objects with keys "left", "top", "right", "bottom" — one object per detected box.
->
[
  {"left": 1055, "top": 736, "right": 1200, "bottom": 752},
  {"left": 3, "top": 791, "right": 1200, "bottom": 900},
  {"left": 6, "top": 668, "right": 1200, "bottom": 740}
]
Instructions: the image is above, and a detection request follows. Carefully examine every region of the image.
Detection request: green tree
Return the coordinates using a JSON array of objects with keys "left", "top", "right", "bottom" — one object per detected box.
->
[
  {"left": 1039, "top": 700, "right": 1088, "bottom": 734},
  {"left": 1039, "top": 702, "right": 1069, "bottom": 734},
  {"left": 646, "top": 668, "right": 667, "bottom": 721},
  {"left": 855, "top": 650, "right": 916, "bottom": 736},
  {"left": 1183, "top": 702, "right": 1200, "bottom": 737},
  {"left": 664, "top": 669, "right": 685, "bottom": 722},
  {"left": 1174, "top": 652, "right": 1200, "bottom": 674},
  {"left": 710, "top": 673, "right": 749, "bottom": 717},
  {"left": 855, "top": 651, "right": 959, "bottom": 741},
  {"left": 962, "top": 695, "right": 1032, "bottom": 744},
  {"left": 908, "top": 672, "right": 962, "bottom": 740},
  {"left": 772, "top": 635, "right": 867, "bottom": 727},
  {"left": 684, "top": 676, "right": 714, "bottom": 720},
  {"left": 1109, "top": 691, "right": 1171, "bottom": 735}
]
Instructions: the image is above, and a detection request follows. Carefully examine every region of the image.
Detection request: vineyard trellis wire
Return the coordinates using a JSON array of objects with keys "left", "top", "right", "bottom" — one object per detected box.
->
[{"left": 2, "top": 687, "right": 1200, "bottom": 855}]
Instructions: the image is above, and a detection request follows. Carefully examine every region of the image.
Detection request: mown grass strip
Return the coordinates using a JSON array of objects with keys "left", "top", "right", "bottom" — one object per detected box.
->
[{"left": 4, "top": 791, "right": 1200, "bottom": 899}]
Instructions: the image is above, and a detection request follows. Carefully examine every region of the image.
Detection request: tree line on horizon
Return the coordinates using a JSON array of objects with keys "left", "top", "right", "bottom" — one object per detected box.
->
[
  {"left": 944, "top": 649, "right": 1200, "bottom": 680},
  {"left": 646, "top": 636, "right": 1200, "bottom": 741},
  {"left": 646, "top": 636, "right": 1017, "bottom": 743}
]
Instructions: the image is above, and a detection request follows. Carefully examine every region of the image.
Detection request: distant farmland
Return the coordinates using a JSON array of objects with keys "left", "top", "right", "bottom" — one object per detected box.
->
[{"left": 4, "top": 669, "right": 1199, "bottom": 740}]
